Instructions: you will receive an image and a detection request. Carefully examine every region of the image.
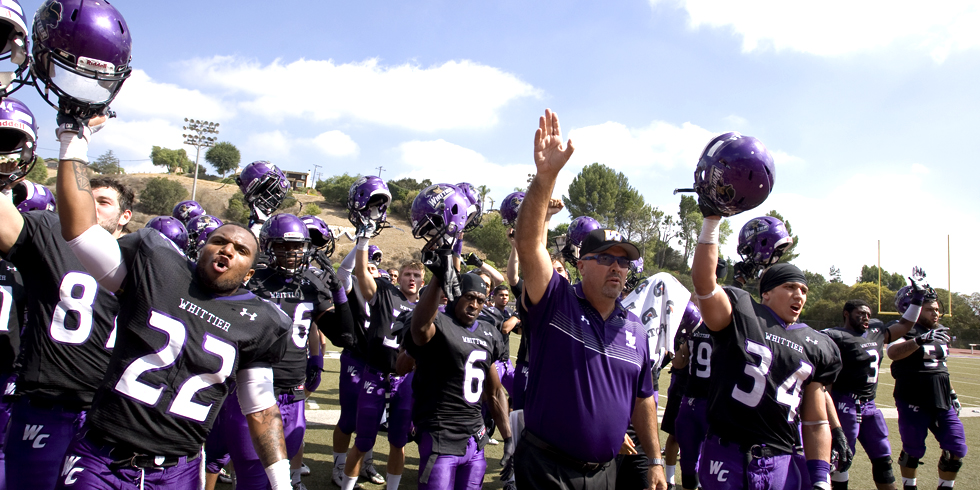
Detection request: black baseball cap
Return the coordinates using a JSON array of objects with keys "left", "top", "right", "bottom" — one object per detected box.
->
[{"left": 578, "top": 229, "right": 640, "bottom": 260}]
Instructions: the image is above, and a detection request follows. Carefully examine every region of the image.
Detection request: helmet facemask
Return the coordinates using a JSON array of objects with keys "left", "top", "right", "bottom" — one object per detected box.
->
[{"left": 268, "top": 238, "right": 312, "bottom": 278}]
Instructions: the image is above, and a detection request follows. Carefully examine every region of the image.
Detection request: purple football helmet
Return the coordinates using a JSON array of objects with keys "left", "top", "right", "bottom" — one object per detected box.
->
[
  {"left": 679, "top": 301, "right": 702, "bottom": 331},
  {"left": 562, "top": 216, "right": 602, "bottom": 264},
  {"left": 347, "top": 175, "right": 391, "bottom": 232},
  {"left": 300, "top": 214, "right": 334, "bottom": 257},
  {"left": 185, "top": 214, "right": 223, "bottom": 258},
  {"left": 145, "top": 216, "right": 188, "bottom": 251},
  {"left": 368, "top": 245, "right": 382, "bottom": 265},
  {"left": 500, "top": 191, "right": 525, "bottom": 227},
  {"left": 172, "top": 200, "right": 205, "bottom": 225},
  {"left": 30, "top": 0, "right": 133, "bottom": 118},
  {"left": 377, "top": 269, "right": 391, "bottom": 282},
  {"left": 236, "top": 161, "right": 288, "bottom": 216},
  {"left": 455, "top": 182, "right": 483, "bottom": 231},
  {"left": 694, "top": 132, "right": 775, "bottom": 217},
  {"left": 625, "top": 257, "right": 646, "bottom": 292},
  {"left": 895, "top": 286, "right": 914, "bottom": 314},
  {"left": 737, "top": 216, "right": 793, "bottom": 267},
  {"left": 0, "top": 97, "right": 38, "bottom": 188},
  {"left": 411, "top": 183, "right": 469, "bottom": 241},
  {"left": 0, "top": 0, "right": 30, "bottom": 96},
  {"left": 260, "top": 213, "right": 312, "bottom": 277},
  {"left": 11, "top": 180, "right": 54, "bottom": 212}
]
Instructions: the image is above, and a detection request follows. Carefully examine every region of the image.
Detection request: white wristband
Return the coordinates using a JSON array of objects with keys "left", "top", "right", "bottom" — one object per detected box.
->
[
  {"left": 265, "top": 459, "right": 291, "bottom": 490},
  {"left": 58, "top": 130, "right": 90, "bottom": 163},
  {"left": 695, "top": 285, "right": 721, "bottom": 300},
  {"left": 902, "top": 303, "right": 922, "bottom": 323},
  {"left": 355, "top": 237, "right": 370, "bottom": 251},
  {"left": 698, "top": 217, "right": 721, "bottom": 245},
  {"left": 801, "top": 420, "right": 829, "bottom": 426}
]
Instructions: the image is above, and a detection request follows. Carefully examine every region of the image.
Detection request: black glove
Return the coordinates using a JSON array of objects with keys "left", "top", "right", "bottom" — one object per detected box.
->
[
  {"left": 464, "top": 253, "right": 484, "bottom": 268},
  {"left": 697, "top": 196, "right": 727, "bottom": 218},
  {"left": 915, "top": 326, "right": 950, "bottom": 346},
  {"left": 422, "top": 247, "right": 460, "bottom": 302},
  {"left": 830, "top": 426, "right": 853, "bottom": 473},
  {"left": 951, "top": 391, "right": 961, "bottom": 417},
  {"left": 907, "top": 267, "right": 936, "bottom": 304},
  {"left": 499, "top": 437, "right": 515, "bottom": 480},
  {"left": 305, "top": 354, "right": 324, "bottom": 392}
]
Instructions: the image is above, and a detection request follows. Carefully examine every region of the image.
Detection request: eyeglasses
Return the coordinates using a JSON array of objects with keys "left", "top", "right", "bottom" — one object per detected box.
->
[{"left": 580, "top": 253, "right": 630, "bottom": 268}]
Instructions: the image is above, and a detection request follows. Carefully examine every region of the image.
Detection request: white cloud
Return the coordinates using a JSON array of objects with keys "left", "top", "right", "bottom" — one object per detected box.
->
[
  {"left": 652, "top": 0, "right": 980, "bottom": 61},
  {"left": 911, "top": 163, "right": 930, "bottom": 174},
  {"left": 313, "top": 130, "right": 359, "bottom": 157},
  {"left": 772, "top": 150, "right": 806, "bottom": 169},
  {"left": 180, "top": 56, "right": 540, "bottom": 130},
  {"left": 87, "top": 118, "right": 186, "bottom": 173},
  {"left": 394, "top": 139, "right": 535, "bottom": 205},
  {"left": 111, "top": 69, "right": 234, "bottom": 121},
  {"left": 565, "top": 120, "right": 716, "bottom": 173}
]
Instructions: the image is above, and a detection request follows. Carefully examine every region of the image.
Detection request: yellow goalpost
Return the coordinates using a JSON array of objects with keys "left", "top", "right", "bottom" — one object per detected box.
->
[{"left": 877, "top": 235, "right": 953, "bottom": 316}]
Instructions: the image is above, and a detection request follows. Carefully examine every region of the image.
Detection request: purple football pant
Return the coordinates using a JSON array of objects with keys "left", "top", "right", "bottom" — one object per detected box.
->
[
  {"left": 512, "top": 361, "right": 529, "bottom": 410},
  {"left": 0, "top": 374, "right": 14, "bottom": 489},
  {"left": 215, "top": 392, "right": 306, "bottom": 490},
  {"left": 355, "top": 370, "right": 412, "bottom": 452},
  {"left": 493, "top": 360, "right": 515, "bottom": 397},
  {"left": 698, "top": 436, "right": 801, "bottom": 490},
  {"left": 895, "top": 399, "right": 968, "bottom": 459},
  {"left": 417, "top": 432, "right": 486, "bottom": 490},
  {"left": 675, "top": 396, "right": 709, "bottom": 478},
  {"left": 4, "top": 398, "right": 86, "bottom": 490},
  {"left": 831, "top": 394, "right": 891, "bottom": 459},
  {"left": 54, "top": 432, "right": 201, "bottom": 489},
  {"left": 337, "top": 351, "right": 365, "bottom": 434},
  {"left": 203, "top": 408, "right": 231, "bottom": 474}
]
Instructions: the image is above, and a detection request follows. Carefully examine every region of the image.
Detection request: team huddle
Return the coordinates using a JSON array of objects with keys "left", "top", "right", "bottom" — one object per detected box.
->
[{"left": 0, "top": 1, "right": 967, "bottom": 490}]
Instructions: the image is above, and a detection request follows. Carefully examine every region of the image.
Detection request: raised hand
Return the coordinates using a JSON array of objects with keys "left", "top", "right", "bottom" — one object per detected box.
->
[
  {"left": 533, "top": 109, "right": 574, "bottom": 176},
  {"left": 546, "top": 198, "right": 564, "bottom": 217},
  {"left": 915, "top": 326, "right": 950, "bottom": 346}
]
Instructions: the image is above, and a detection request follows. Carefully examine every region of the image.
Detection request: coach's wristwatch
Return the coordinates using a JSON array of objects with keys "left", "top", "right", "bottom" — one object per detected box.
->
[{"left": 647, "top": 457, "right": 665, "bottom": 467}]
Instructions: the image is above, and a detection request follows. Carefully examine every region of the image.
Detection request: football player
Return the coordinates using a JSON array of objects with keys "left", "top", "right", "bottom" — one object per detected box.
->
[
  {"left": 406, "top": 271, "right": 512, "bottom": 489},
  {"left": 692, "top": 131, "right": 840, "bottom": 490},
  {"left": 53, "top": 116, "right": 293, "bottom": 486},
  {"left": 675, "top": 305, "right": 713, "bottom": 490},
  {"left": 887, "top": 285, "right": 967, "bottom": 490},
  {"left": 513, "top": 109, "right": 666, "bottom": 490}
]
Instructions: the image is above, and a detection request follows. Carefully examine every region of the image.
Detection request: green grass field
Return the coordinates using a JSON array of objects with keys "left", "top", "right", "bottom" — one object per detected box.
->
[{"left": 227, "top": 336, "right": 979, "bottom": 489}]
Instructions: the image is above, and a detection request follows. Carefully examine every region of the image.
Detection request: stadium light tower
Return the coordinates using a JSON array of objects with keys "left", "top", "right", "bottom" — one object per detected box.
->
[{"left": 183, "top": 118, "right": 219, "bottom": 201}]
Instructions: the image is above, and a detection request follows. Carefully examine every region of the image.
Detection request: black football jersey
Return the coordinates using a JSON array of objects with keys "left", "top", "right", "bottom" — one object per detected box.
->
[
  {"left": 0, "top": 260, "right": 24, "bottom": 374},
  {"left": 405, "top": 311, "right": 501, "bottom": 454},
  {"left": 707, "top": 288, "right": 841, "bottom": 453},
  {"left": 248, "top": 268, "right": 331, "bottom": 391},
  {"left": 364, "top": 278, "right": 415, "bottom": 373},
  {"left": 1, "top": 212, "right": 118, "bottom": 407},
  {"left": 890, "top": 322, "right": 952, "bottom": 409},
  {"left": 87, "top": 229, "right": 291, "bottom": 455},
  {"left": 685, "top": 323, "right": 713, "bottom": 399},
  {"left": 823, "top": 322, "right": 889, "bottom": 401}
]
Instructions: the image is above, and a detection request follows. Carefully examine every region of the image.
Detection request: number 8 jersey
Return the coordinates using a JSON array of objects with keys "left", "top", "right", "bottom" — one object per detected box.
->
[
  {"left": 707, "top": 288, "right": 841, "bottom": 454},
  {"left": 87, "top": 229, "right": 291, "bottom": 456}
]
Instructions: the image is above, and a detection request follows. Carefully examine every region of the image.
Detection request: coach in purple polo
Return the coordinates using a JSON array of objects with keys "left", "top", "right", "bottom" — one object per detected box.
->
[{"left": 511, "top": 108, "right": 666, "bottom": 490}]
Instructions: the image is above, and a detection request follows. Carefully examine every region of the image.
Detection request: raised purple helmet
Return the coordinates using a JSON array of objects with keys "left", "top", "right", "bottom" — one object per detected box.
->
[
  {"left": 737, "top": 216, "right": 793, "bottom": 267},
  {"left": 625, "top": 257, "right": 646, "bottom": 292},
  {"left": 300, "top": 214, "right": 334, "bottom": 257},
  {"left": 694, "top": 132, "right": 775, "bottom": 217},
  {"left": 679, "top": 301, "right": 702, "bottom": 331},
  {"left": 145, "top": 216, "right": 188, "bottom": 251},
  {"left": 499, "top": 191, "right": 525, "bottom": 227},
  {"left": 562, "top": 215, "right": 601, "bottom": 264},
  {"left": 368, "top": 245, "right": 382, "bottom": 265},
  {"left": 0, "top": 0, "right": 30, "bottom": 96},
  {"left": 236, "top": 161, "right": 288, "bottom": 216},
  {"left": 172, "top": 200, "right": 205, "bottom": 225},
  {"left": 378, "top": 269, "right": 391, "bottom": 282},
  {"left": 185, "top": 214, "right": 223, "bottom": 258},
  {"left": 12, "top": 180, "right": 54, "bottom": 212},
  {"left": 455, "top": 182, "right": 483, "bottom": 231},
  {"left": 30, "top": 0, "right": 133, "bottom": 118},
  {"left": 260, "top": 213, "right": 312, "bottom": 277},
  {"left": 347, "top": 175, "right": 391, "bottom": 231},
  {"left": 0, "top": 97, "right": 38, "bottom": 188},
  {"left": 411, "top": 183, "right": 469, "bottom": 241}
]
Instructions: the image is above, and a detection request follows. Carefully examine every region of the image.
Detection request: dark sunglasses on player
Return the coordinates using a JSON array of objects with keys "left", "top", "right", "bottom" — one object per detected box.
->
[{"left": 579, "top": 253, "right": 630, "bottom": 268}]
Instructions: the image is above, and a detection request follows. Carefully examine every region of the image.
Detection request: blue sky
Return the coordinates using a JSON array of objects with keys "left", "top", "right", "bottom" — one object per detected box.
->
[{"left": 15, "top": 0, "right": 980, "bottom": 294}]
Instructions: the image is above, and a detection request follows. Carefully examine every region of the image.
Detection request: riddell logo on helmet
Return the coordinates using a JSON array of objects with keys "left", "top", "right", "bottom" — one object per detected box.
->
[
  {"left": 78, "top": 57, "right": 115, "bottom": 74},
  {"left": 0, "top": 121, "right": 29, "bottom": 132}
]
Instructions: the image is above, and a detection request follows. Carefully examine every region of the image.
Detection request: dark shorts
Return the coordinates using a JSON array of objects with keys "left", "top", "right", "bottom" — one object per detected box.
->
[
  {"left": 615, "top": 453, "right": 649, "bottom": 490},
  {"left": 514, "top": 433, "right": 616, "bottom": 490},
  {"left": 337, "top": 351, "right": 365, "bottom": 434},
  {"left": 895, "top": 399, "right": 968, "bottom": 459},
  {"left": 674, "top": 396, "right": 709, "bottom": 476},
  {"left": 661, "top": 389, "right": 683, "bottom": 435},
  {"left": 512, "top": 361, "right": 529, "bottom": 410}
]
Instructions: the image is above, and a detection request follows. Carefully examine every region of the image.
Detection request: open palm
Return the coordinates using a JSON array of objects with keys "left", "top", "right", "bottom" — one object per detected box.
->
[{"left": 533, "top": 109, "right": 574, "bottom": 175}]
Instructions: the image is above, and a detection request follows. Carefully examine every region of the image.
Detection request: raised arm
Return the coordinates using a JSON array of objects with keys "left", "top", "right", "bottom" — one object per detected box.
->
[
  {"left": 353, "top": 238, "right": 377, "bottom": 303},
  {"left": 0, "top": 183, "right": 24, "bottom": 254},
  {"left": 691, "top": 217, "right": 733, "bottom": 331},
  {"left": 506, "top": 229, "right": 520, "bottom": 285},
  {"left": 515, "top": 109, "right": 574, "bottom": 306},
  {"left": 411, "top": 269, "right": 445, "bottom": 346}
]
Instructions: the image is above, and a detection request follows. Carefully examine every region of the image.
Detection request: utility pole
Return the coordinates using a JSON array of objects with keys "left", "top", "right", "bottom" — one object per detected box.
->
[
  {"left": 182, "top": 118, "right": 219, "bottom": 201},
  {"left": 376, "top": 166, "right": 385, "bottom": 178},
  {"left": 310, "top": 163, "right": 322, "bottom": 188}
]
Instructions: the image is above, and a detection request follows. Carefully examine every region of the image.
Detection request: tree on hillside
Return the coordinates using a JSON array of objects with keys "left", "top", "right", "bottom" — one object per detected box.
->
[
  {"left": 766, "top": 210, "right": 799, "bottom": 263},
  {"left": 90, "top": 150, "right": 124, "bottom": 175},
  {"left": 140, "top": 177, "right": 188, "bottom": 215},
  {"left": 387, "top": 177, "right": 432, "bottom": 219},
  {"left": 463, "top": 212, "right": 511, "bottom": 266},
  {"left": 205, "top": 142, "right": 241, "bottom": 178},
  {"left": 150, "top": 146, "right": 193, "bottom": 174},
  {"left": 24, "top": 156, "right": 47, "bottom": 183},
  {"left": 563, "top": 163, "right": 630, "bottom": 227},
  {"left": 316, "top": 173, "right": 360, "bottom": 206}
]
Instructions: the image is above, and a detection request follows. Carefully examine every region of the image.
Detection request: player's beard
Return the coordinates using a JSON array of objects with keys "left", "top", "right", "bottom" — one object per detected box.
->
[{"left": 98, "top": 210, "right": 121, "bottom": 236}]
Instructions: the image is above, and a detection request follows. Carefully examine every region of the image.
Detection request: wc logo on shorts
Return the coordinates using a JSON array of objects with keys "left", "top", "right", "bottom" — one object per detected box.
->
[
  {"left": 709, "top": 460, "right": 729, "bottom": 481},
  {"left": 62, "top": 455, "right": 84, "bottom": 485}
]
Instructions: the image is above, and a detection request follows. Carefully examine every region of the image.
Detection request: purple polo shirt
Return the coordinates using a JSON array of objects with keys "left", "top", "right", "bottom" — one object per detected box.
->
[{"left": 523, "top": 270, "right": 655, "bottom": 463}]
